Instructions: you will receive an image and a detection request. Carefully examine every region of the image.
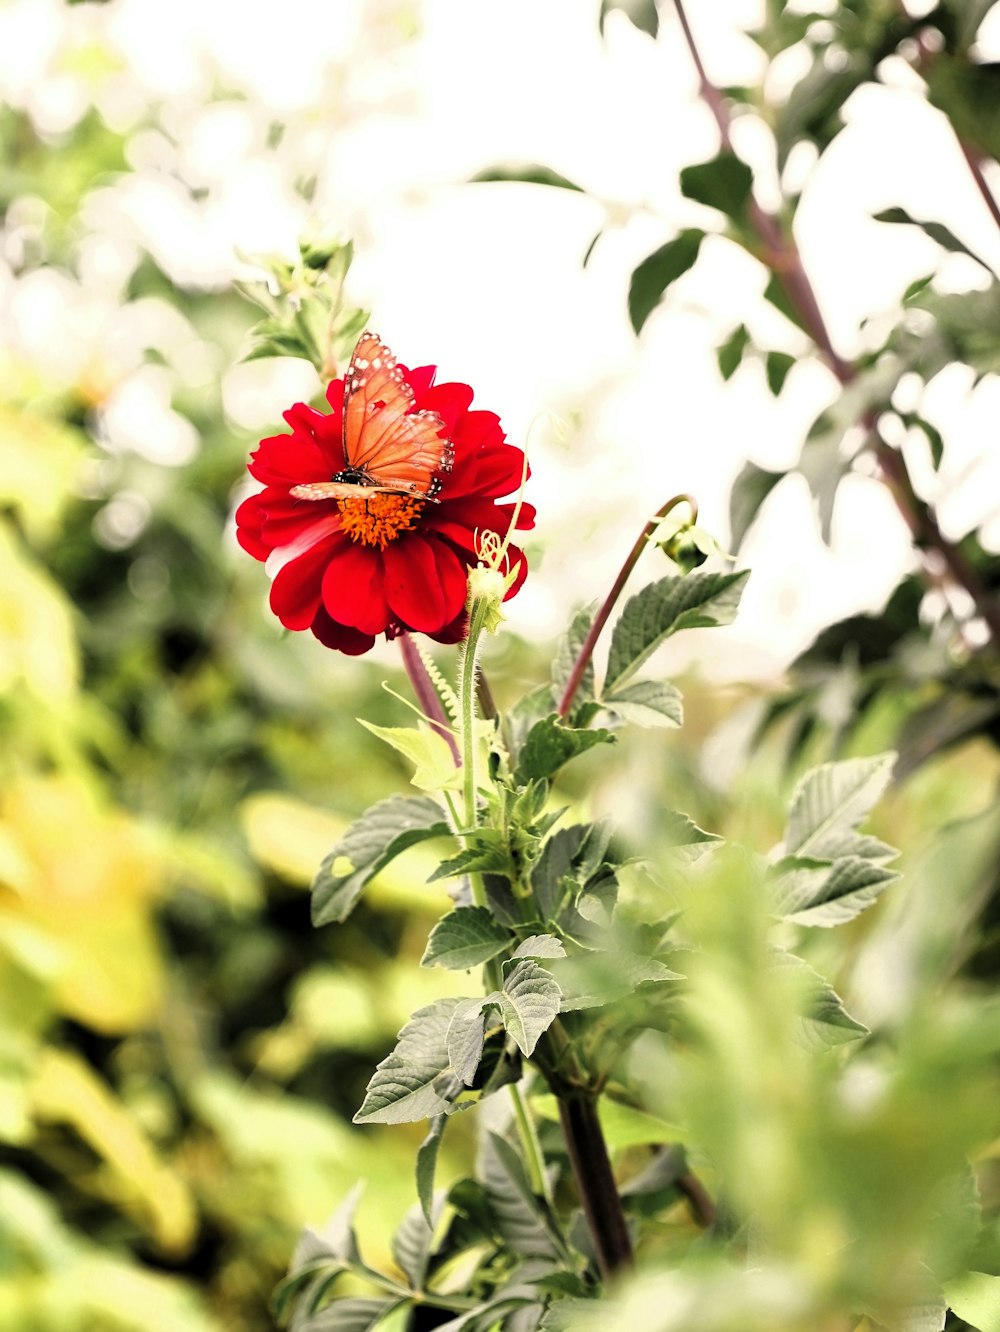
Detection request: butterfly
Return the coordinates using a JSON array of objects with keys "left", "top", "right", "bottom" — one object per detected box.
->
[{"left": 290, "top": 331, "right": 454, "bottom": 504}]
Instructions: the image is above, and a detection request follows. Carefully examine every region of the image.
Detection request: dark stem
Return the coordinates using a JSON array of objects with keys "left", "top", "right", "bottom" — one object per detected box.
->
[
  {"left": 676, "top": 1170, "right": 717, "bottom": 1229},
  {"left": 959, "top": 142, "right": 1000, "bottom": 235},
  {"left": 894, "top": 0, "right": 1000, "bottom": 237},
  {"left": 557, "top": 494, "right": 697, "bottom": 718},
  {"left": 557, "top": 1092, "right": 634, "bottom": 1281},
  {"left": 668, "top": 0, "right": 1000, "bottom": 643},
  {"left": 397, "top": 632, "right": 460, "bottom": 765}
]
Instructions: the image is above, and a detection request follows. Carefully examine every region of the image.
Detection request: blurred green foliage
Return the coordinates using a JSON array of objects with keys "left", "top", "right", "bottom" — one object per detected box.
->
[{"left": 3, "top": 2, "right": 1000, "bottom": 1331}]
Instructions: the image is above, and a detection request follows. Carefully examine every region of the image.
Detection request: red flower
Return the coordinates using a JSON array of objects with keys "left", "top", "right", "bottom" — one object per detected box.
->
[{"left": 236, "top": 354, "right": 534, "bottom": 655}]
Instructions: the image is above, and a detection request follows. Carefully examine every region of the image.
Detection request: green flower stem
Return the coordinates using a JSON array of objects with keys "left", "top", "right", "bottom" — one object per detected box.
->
[
  {"left": 509, "top": 1076, "right": 553, "bottom": 1206},
  {"left": 459, "top": 598, "right": 555, "bottom": 1220},
  {"left": 460, "top": 597, "right": 490, "bottom": 907},
  {"left": 557, "top": 494, "right": 697, "bottom": 719}
]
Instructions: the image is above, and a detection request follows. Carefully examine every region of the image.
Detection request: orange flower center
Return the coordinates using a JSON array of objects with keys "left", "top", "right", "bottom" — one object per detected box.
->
[{"left": 337, "top": 493, "right": 425, "bottom": 548}]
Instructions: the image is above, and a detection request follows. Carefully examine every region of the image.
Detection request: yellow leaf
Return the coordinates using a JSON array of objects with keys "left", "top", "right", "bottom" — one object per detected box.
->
[
  {"left": 360, "top": 720, "right": 463, "bottom": 792},
  {"left": 0, "top": 777, "right": 165, "bottom": 1032},
  {"left": 30, "top": 1048, "right": 197, "bottom": 1256},
  {"left": 240, "top": 792, "right": 346, "bottom": 885},
  {"left": 0, "top": 523, "right": 79, "bottom": 702}
]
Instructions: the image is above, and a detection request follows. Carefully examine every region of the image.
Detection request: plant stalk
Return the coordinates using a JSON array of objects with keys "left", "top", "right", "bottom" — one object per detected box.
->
[
  {"left": 557, "top": 1091, "right": 634, "bottom": 1281},
  {"left": 557, "top": 494, "right": 697, "bottom": 718},
  {"left": 667, "top": 0, "right": 1000, "bottom": 644},
  {"left": 398, "top": 632, "right": 460, "bottom": 765}
]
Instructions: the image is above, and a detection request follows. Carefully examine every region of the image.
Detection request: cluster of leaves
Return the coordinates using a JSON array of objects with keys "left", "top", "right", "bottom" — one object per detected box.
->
[
  {"left": 0, "top": 62, "right": 463, "bottom": 1332},
  {"left": 476, "top": 0, "right": 1000, "bottom": 791},
  {"left": 270, "top": 547, "right": 990, "bottom": 1332},
  {"left": 237, "top": 237, "right": 369, "bottom": 379}
]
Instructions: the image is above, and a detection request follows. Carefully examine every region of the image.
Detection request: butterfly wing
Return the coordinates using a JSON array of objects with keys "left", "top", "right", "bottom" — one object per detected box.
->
[
  {"left": 341, "top": 332, "right": 453, "bottom": 497},
  {"left": 290, "top": 480, "right": 405, "bottom": 501}
]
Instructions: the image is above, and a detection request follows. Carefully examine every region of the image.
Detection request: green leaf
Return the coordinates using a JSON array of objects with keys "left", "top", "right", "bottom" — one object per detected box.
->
[
  {"left": 660, "top": 809, "right": 723, "bottom": 863},
  {"left": 512, "top": 934, "right": 567, "bottom": 960},
  {"left": 470, "top": 163, "right": 585, "bottom": 192},
  {"left": 944, "top": 1270, "right": 1000, "bottom": 1332},
  {"left": 603, "top": 679, "right": 683, "bottom": 729},
  {"left": 773, "top": 951, "right": 870, "bottom": 1048},
  {"left": 784, "top": 753, "right": 896, "bottom": 861},
  {"left": 927, "top": 55, "right": 1000, "bottom": 163},
  {"left": 391, "top": 1201, "right": 437, "bottom": 1289},
  {"left": 717, "top": 323, "right": 751, "bottom": 380},
  {"left": 605, "top": 570, "right": 749, "bottom": 692},
  {"left": 582, "top": 229, "right": 604, "bottom": 268},
  {"left": 552, "top": 605, "right": 597, "bottom": 713},
  {"left": 908, "top": 414, "right": 945, "bottom": 470},
  {"left": 680, "top": 153, "right": 753, "bottom": 221},
  {"left": 764, "top": 272, "right": 807, "bottom": 331},
  {"left": 415, "top": 1117, "right": 444, "bottom": 1225},
  {"left": 312, "top": 796, "right": 450, "bottom": 926},
  {"left": 728, "top": 461, "right": 783, "bottom": 550},
  {"left": 598, "top": 0, "right": 659, "bottom": 37},
  {"left": 873, "top": 207, "right": 993, "bottom": 275},
  {"left": 765, "top": 350, "right": 796, "bottom": 396},
  {"left": 359, "top": 721, "right": 461, "bottom": 793},
  {"left": 427, "top": 840, "right": 514, "bottom": 884},
  {"left": 530, "top": 824, "right": 592, "bottom": 920},
  {"left": 954, "top": 0, "right": 999, "bottom": 51},
  {"left": 299, "top": 1298, "right": 403, "bottom": 1331},
  {"left": 550, "top": 953, "right": 682, "bottom": 1011},
  {"left": 447, "top": 999, "right": 489, "bottom": 1087},
  {"left": 479, "top": 1132, "right": 559, "bottom": 1258},
  {"left": 770, "top": 854, "right": 899, "bottom": 927},
  {"left": 354, "top": 998, "right": 469, "bottom": 1125},
  {"left": 798, "top": 413, "right": 851, "bottom": 544},
  {"left": 514, "top": 714, "right": 616, "bottom": 783},
  {"left": 422, "top": 907, "right": 511, "bottom": 971},
  {"left": 628, "top": 229, "right": 705, "bottom": 334},
  {"left": 494, "top": 960, "right": 562, "bottom": 1056}
]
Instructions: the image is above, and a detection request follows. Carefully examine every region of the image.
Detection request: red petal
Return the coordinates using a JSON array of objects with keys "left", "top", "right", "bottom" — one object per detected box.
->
[
  {"left": 268, "top": 530, "right": 340, "bottom": 630},
  {"left": 429, "top": 607, "right": 469, "bottom": 644},
  {"left": 248, "top": 434, "right": 330, "bottom": 486},
  {"left": 448, "top": 443, "right": 528, "bottom": 501},
  {"left": 403, "top": 364, "right": 437, "bottom": 396},
  {"left": 321, "top": 544, "right": 390, "bottom": 635},
  {"left": 283, "top": 399, "right": 345, "bottom": 472},
  {"left": 418, "top": 381, "right": 474, "bottom": 437},
  {"left": 428, "top": 498, "right": 535, "bottom": 554},
  {"left": 235, "top": 492, "right": 270, "bottom": 559},
  {"left": 311, "top": 606, "right": 376, "bottom": 655},
  {"left": 383, "top": 534, "right": 468, "bottom": 633}
]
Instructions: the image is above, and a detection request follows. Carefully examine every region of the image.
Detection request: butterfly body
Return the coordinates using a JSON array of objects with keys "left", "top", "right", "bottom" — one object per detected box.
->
[{"left": 290, "top": 332, "right": 453, "bottom": 504}]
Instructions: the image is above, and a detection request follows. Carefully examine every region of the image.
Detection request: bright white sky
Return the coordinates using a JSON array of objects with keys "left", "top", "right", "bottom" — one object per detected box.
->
[{"left": 3, "top": 0, "right": 1000, "bottom": 678}]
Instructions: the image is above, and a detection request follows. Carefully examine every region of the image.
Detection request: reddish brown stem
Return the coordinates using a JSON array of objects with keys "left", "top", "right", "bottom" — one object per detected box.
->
[
  {"left": 958, "top": 141, "right": 1000, "bottom": 235},
  {"left": 668, "top": 0, "right": 1000, "bottom": 643},
  {"left": 557, "top": 494, "right": 697, "bottom": 719},
  {"left": 397, "top": 632, "right": 460, "bottom": 764},
  {"left": 557, "top": 1092, "right": 634, "bottom": 1280}
]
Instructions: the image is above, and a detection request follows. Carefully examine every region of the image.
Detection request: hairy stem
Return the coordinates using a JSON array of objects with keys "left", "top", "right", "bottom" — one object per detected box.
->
[
  {"left": 668, "top": 0, "right": 1000, "bottom": 643},
  {"left": 557, "top": 494, "right": 697, "bottom": 718},
  {"left": 398, "top": 633, "right": 460, "bottom": 764}
]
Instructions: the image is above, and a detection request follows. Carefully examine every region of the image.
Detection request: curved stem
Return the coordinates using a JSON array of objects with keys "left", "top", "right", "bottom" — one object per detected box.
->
[
  {"left": 398, "top": 633, "right": 460, "bottom": 765},
  {"left": 668, "top": 0, "right": 1000, "bottom": 644},
  {"left": 557, "top": 494, "right": 697, "bottom": 718}
]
